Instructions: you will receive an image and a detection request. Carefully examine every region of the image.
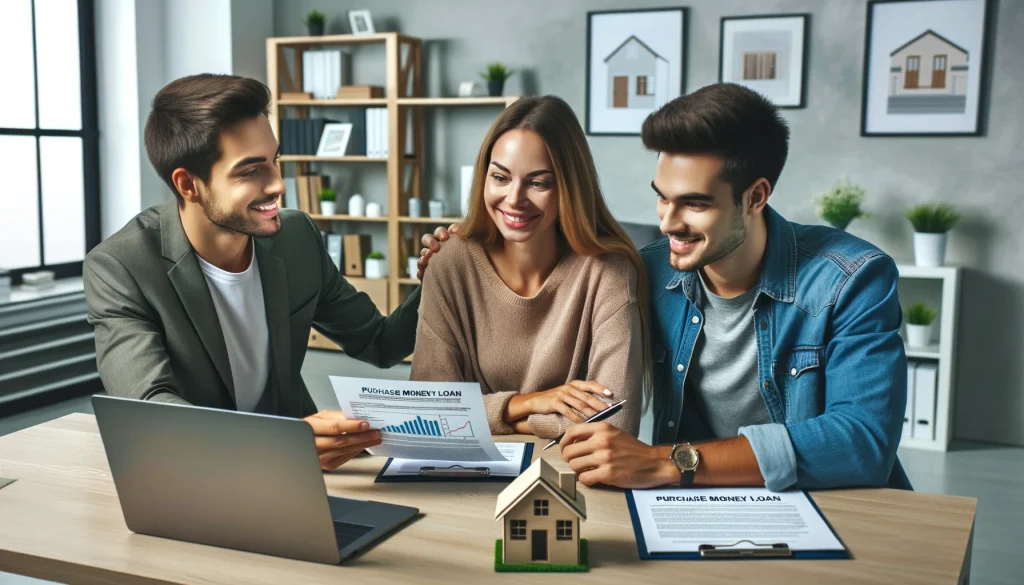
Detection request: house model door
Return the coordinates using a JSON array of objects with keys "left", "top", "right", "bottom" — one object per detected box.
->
[
  {"left": 531, "top": 530, "right": 548, "bottom": 561},
  {"left": 612, "top": 76, "right": 628, "bottom": 108},
  {"left": 905, "top": 56, "right": 920, "bottom": 88}
]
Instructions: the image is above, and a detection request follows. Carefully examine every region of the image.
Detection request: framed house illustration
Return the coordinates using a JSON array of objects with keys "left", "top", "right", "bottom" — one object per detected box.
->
[
  {"left": 604, "top": 35, "right": 669, "bottom": 110},
  {"left": 494, "top": 458, "right": 588, "bottom": 571},
  {"left": 887, "top": 29, "right": 969, "bottom": 114}
]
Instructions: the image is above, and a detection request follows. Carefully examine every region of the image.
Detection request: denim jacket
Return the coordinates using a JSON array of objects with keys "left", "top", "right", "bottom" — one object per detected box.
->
[{"left": 641, "top": 206, "right": 912, "bottom": 492}]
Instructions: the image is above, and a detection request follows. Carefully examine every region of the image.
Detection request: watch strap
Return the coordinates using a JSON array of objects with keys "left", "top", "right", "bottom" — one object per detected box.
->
[{"left": 681, "top": 469, "right": 695, "bottom": 486}]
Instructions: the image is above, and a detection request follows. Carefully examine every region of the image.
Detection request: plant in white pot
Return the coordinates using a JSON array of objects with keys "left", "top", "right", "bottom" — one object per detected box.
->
[
  {"left": 319, "top": 188, "right": 337, "bottom": 216},
  {"left": 365, "top": 251, "right": 387, "bottom": 279},
  {"left": 814, "top": 175, "right": 870, "bottom": 231},
  {"left": 905, "top": 203, "right": 960, "bottom": 267},
  {"left": 905, "top": 302, "right": 937, "bottom": 348}
]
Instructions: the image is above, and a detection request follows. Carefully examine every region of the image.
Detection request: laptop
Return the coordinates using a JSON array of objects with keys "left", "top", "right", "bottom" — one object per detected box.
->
[{"left": 91, "top": 395, "right": 418, "bottom": 564}]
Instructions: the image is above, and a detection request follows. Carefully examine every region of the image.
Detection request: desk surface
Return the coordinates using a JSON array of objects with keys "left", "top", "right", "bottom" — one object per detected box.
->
[{"left": 0, "top": 414, "right": 975, "bottom": 585}]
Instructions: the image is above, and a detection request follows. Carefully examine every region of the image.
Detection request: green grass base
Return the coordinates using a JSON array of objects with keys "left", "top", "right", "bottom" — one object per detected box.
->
[{"left": 494, "top": 538, "right": 589, "bottom": 572}]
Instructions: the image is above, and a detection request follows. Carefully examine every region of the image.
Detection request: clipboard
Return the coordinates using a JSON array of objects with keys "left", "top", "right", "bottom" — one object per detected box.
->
[
  {"left": 624, "top": 489, "right": 850, "bottom": 560},
  {"left": 375, "top": 443, "right": 534, "bottom": 483}
]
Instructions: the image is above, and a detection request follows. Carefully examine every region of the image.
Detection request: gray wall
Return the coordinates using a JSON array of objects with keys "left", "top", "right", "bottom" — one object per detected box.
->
[{"left": 273, "top": 0, "right": 1024, "bottom": 447}]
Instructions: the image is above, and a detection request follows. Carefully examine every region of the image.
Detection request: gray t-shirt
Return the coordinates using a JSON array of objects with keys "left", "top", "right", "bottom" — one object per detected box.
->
[{"left": 688, "top": 272, "right": 771, "bottom": 438}]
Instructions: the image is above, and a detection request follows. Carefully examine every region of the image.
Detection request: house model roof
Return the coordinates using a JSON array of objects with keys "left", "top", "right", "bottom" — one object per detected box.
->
[
  {"left": 604, "top": 35, "right": 667, "bottom": 63},
  {"left": 890, "top": 29, "right": 969, "bottom": 56},
  {"left": 494, "top": 458, "right": 587, "bottom": 520}
]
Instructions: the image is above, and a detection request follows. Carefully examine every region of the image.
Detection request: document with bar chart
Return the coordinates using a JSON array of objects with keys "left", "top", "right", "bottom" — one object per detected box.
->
[{"left": 329, "top": 376, "right": 505, "bottom": 461}]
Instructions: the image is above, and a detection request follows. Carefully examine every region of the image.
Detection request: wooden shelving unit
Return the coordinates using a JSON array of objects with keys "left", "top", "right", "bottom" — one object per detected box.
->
[{"left": 266, "top": 32, "right": 517, "bottom": 354}]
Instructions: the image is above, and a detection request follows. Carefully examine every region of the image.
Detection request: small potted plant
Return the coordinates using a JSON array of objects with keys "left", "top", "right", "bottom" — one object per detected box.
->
[
  {"left": 319, "top": 188, "right": 337, "bottom": 216},
  {"left": 905, "top": 203, "right": 960, "bottom": 267},
  {"left": 905, "top": 301, "right": 937, "bottom": 348},
  {"left": 480, "top": 62, "right": 515, "bottom": 97},
  {"left": 304, "top": 9, "right": 326, "bottom": 36},
  {"left": 365, "top": 251, "right": 387, "bottom": 279},
  {"left": 814, "top": 175, "right": 870, "bottom": 231}
]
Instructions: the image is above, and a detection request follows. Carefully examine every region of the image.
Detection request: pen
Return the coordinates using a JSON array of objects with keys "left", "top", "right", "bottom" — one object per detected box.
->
[{"left": 542, "top": 398, "right": 628, "bottom": 450}]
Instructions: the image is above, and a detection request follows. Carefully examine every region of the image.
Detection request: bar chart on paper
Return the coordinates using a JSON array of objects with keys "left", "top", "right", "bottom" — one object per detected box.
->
[{"left": 381, "top": 415, "right": 475, "bottom": 438}]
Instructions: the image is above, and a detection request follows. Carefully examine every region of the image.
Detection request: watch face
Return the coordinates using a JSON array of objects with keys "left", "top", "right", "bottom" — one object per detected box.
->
[{"left": 674, "top": 446, "right": 698, "bottom": 470}]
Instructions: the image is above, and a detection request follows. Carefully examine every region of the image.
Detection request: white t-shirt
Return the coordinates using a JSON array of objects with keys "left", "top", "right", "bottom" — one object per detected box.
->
[{"left": 197, "top": 242, "right": 270, "bottom": 412}]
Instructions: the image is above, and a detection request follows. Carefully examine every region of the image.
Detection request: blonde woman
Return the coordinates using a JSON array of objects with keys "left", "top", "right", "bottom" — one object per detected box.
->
[{"left": 411, "top": 96, "right": 650, "bottom": 439}]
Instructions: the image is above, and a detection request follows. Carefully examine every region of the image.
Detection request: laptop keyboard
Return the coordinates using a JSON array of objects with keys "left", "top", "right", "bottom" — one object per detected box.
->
[{"left": 334, "top": 521, "right": 374, "bottom": 549}]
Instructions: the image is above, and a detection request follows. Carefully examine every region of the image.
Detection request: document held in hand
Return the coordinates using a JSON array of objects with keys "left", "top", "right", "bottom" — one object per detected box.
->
[
  {"left": 626, "top": 487, "right": 848, "bottom": 559},
  {"left": 329, "top": 376, "right": 505, "bottom": 461}
]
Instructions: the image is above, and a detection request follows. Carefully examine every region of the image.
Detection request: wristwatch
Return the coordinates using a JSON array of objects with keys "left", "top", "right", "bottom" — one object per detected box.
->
[{"left": 669, "top": 443, "right": 699, "bottom": 486}]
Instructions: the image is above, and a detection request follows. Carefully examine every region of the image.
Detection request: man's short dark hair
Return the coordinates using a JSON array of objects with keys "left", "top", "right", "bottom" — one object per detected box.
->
[
  {"left": 144, "top": 74, "right": 271, "bottom": 204},
  {"left": 641, "top": 83, "right": 790, "bottom": 204}
]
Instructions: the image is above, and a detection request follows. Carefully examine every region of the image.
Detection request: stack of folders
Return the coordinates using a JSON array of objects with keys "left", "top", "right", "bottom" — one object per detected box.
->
[
  {"left": 903, "top": 360, "right": 938, "bottom": 440},
  {"left": 365, "top": 108, "right": 389, "bottom": 158},
  {"left": 283, "top": 175, "right": 329, "bottom": 215},
  {"left": 302, "top": 49, "right": 350, "bottom": 99}
]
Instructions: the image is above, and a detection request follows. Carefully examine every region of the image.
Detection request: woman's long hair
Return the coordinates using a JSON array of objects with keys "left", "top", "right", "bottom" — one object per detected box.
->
[{"left": 460, "top": 95, "right": 652, "bottom": 405}]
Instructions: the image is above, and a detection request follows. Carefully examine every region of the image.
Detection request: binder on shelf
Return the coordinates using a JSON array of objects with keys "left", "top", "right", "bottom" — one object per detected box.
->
[
  {"left": 283, "top": 177, "right": 299, "bottom": 210},
  {"left": 903, "top": 361, "right": 918, "bottom": 438},
  {"left": 296, "top": 174, "right": 311, "bottom": 212},
  {"left": 912, "top": 362, "right": 938, "bottom": 440},
  {"left": 343, "top": 235, "right": 372, "bottom": 276},
  {"left": 381, "top": 107, "right": 389, "bottom": 158}
]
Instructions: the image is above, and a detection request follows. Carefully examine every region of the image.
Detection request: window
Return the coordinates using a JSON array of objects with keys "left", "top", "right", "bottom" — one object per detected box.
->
[
  {"left": 557, "top": 520, "right": 573, "bottom": 540},
  {"left": 510, "top": 520, "right": 526, "bottom": 540},
  {"left": 742, "top": 52, "right": 777, "bottom": 80},
  {"left": 0, "top": 0, "right": 99, "bottom": 284},
  {"left": 636, "top": 75, "right": 654, "bottom": 96},
  {"left": 533, "top": 499, "right": 549, "bottom": 516}
]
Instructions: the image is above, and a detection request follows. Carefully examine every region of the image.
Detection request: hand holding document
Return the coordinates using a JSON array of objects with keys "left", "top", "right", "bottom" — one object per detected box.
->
[
  {"left": 626, "top": 488, "right": 847, "bottom": 559},
  {"left": 330, "top": 376, "right": 505, "bottom": 461}
]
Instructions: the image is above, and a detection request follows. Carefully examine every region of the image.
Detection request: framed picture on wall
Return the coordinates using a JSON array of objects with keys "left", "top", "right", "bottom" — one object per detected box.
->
[
  {"left": 719, "top": 14, "right": 809, "bottom": 108},
  {"left": 861, "top": 0, "right": 992, "bottom": 136},
  {"left": 585, "top": 7, "right": 688, "bottom": 136}
]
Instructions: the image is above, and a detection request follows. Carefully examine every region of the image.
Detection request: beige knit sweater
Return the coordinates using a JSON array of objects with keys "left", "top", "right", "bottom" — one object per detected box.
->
[{"left": 410, "top": 236, "right": 642, "bottom": 439}]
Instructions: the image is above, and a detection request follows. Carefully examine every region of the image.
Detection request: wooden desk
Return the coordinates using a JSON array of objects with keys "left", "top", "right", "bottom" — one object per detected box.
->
[{"left": 0, "top": 414, "right": 975, "bottom": 585}]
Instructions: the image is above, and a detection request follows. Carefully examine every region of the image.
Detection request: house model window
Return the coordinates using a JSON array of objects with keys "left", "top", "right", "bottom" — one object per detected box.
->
[
  {"left": 534, "top": 499, "right": 549, "bottom": 516},
  {"left": 510, "top": 520, "right": 527, "bottom": 540},
  {"left": 556, "top": 520, "right": 573, "bottom": 541},
  {"left": 637, "top": 76, "right": 654, "bottom": 96}
]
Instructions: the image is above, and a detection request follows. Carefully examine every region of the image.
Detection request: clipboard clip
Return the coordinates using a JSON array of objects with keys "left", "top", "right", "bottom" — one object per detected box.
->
[
  {"left": 418, "top": 465, "right": 491, "bottom": 478},
  {"left": 698, "top": 540, "right": 792, "bottom": 558}
]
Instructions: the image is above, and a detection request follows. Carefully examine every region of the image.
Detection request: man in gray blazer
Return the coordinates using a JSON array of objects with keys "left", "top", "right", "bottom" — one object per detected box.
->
[{"left": 84, "top": 74, "right": 412, "bottom": 470}]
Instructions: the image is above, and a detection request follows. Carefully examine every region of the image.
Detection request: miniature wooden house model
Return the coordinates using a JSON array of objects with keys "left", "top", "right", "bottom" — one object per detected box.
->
[{"left": 494, "top": 459, "right": 587, "bottom": 565}]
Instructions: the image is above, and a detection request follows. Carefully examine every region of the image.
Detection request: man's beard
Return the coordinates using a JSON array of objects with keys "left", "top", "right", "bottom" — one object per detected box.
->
[
  {"left": 669, "top": 209, "right": 747, "bottom": 272},
  {"left": 199, "top": 185, "right": 281, "bottom": 238}
]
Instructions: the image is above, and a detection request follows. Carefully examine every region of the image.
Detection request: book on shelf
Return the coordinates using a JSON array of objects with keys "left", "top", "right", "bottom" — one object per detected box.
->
[
  {"left": 283, "top": 177, "right": 299, "bottom": 210},
  {"left": 336, "top": 85, "right": 384, "bottom": 99},
  {"left": 302, "top": 49, "right": 350, "bottom": 100}
]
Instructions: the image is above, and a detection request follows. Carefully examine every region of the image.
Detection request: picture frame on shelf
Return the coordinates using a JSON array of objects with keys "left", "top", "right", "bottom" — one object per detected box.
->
[
  {"left": 315, "top": 123, "right": 353, "bottom": 157},
  {"left": 457, "top": 81, "right": 477, "bottom": 97},
  {"left": 719, "top": 13, "right": 809, "bottom": 108},
  {"left": 348, "top": 10, "right": 375, "bottom": 35},
  {"left": 585, "top": 7, "right": 688, "bottom": 136},
  {"left": 860, "top": 0, "right": 992, "bottom": 137}
]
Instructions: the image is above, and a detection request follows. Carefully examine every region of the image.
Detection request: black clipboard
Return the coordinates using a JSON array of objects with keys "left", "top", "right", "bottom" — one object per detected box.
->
[
  {"left": 374, "top": 443, "right": 534, "bottom": 483},
  {"left": 624, "top": 489, "right": 850, "bottom": 560}
]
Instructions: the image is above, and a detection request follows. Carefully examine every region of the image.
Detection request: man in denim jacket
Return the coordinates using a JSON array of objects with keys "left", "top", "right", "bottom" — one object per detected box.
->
[{"left": 558, "top": 83, "right": 911, "bottom": 492}]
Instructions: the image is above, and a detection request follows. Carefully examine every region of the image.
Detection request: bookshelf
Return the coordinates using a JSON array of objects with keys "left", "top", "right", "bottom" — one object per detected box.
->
[{"left": 266, "top": 32, "right": 518, "bottom": 354}]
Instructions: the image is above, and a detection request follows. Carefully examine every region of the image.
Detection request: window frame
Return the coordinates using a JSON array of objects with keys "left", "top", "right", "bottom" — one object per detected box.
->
[
  {"left": 533, "top": 499, "right": 549, "bottom": 516},
  {"left": 556, "top": 520, "right": 573, "bottom": 541},
  {"left": 510, "top": 519, "right": 527, "bottom": 540},
  {"left": 1, "top": 0, "right": 99, "bottom": 285}
]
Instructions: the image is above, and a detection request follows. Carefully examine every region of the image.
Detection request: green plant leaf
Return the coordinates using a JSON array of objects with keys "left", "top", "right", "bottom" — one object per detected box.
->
[
  {"left": 814, "top": 175, "right": 869, "bottom": 229},
  {"left": 304, "top": 9, "right": 326, "bottom": 26},
  {"left": 906, "top": 301, "right": 937, "bottom": 325},
  {"left": 367, "top": 251, "right": 385, "bottom": 260},
  {"left": 905, "top": 203, "right": 960, "bottom": 233}
]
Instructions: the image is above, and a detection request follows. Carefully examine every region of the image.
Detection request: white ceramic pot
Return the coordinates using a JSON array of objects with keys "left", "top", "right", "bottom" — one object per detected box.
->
[
  {"left": 365, "top": 258, "right": 387, "bottom": 279},
  {"left": 348, "top": 194, "right": 365, "bottom": 217},
  {"left": 366, "top": 202, "right": 383, "bottom": 218},
  {"left": 429, "top": 199, "right": 446, "bottom": 218},
  {"left": 905, "top": 323, "right": 932, "bottom": 348},
  {"left": 319, "top": 201, "right": 336, "bottom": 216},
  {"left": 913, "top": 232, "right": 947, "bottom": 267},
  {"left": 408, "top": 198, "right": 422, "bottom": 218},
  {"left": 407, "top": 257, "right": 419, "bottom": 279}
]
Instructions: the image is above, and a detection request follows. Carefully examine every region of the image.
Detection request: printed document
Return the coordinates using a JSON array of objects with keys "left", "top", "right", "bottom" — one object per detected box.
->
[
  {"left": 380, "top": 442, "right": 527, "bottom": 478},
  {"left": 630, "top": 488, "right": 845, "bottom": 553},
  {"left": 330, "top": 376, "right": 504, "bottom": 461}
]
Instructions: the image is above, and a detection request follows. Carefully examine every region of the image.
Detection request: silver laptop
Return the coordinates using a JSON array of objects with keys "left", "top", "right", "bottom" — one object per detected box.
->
[{"left": 92, "top": 395, "right": 418, "bottom": 564}]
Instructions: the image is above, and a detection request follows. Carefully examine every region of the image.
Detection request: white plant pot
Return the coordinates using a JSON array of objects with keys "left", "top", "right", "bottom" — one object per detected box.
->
[
  {"left": 348, "top": 194, "right": 365, "bottom": 217},
  {"left": 913, "top": 232, "right": 947, "bottom": 267},
  {"left": 319, "top": 201, "right": 336, "bottom": 216},
  {"left": 905, "top": 323, "right": 932, "bottom": 348},
  {"left": 407, "top": 257, "right": 419, "bottom": 279},
  {"left": 365, "top": 258, "right": 387, "bottom": 279}
]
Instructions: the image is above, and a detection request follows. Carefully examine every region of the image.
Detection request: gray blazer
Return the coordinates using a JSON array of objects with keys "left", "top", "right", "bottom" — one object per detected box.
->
[{"left": 83, "top": 201, "right": 419, "bottom": 418}]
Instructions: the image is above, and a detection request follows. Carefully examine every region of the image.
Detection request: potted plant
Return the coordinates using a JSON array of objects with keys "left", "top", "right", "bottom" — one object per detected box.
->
[
  {"left": 905, "top": 203, "right": 960, "bottom": 267},
  {"left": 480, "top": 62, "right": 515, "bottom": 97},
  {"left": 304, "top": 9, "right": 326, "bottom": 36},
  {"left": 365, "top": 251, "right": 387, "bottom": 279},
  {"left": 905, "top": 301, "right": 937, "bottom": 348},
  {"left": 319, "top": 188, "right": 337, "bottom": 216},
  {"left": 814, "top": 175, "right": 870, "bottom": 231}
]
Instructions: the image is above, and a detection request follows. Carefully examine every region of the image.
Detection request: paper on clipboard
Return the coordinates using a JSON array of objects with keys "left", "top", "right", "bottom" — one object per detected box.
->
[
  {"left": 628, "top": 488, "right": 845, "bottom": 555},
  {"left": 381, "top": 443, "right": 527, "bottom": 478}
]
